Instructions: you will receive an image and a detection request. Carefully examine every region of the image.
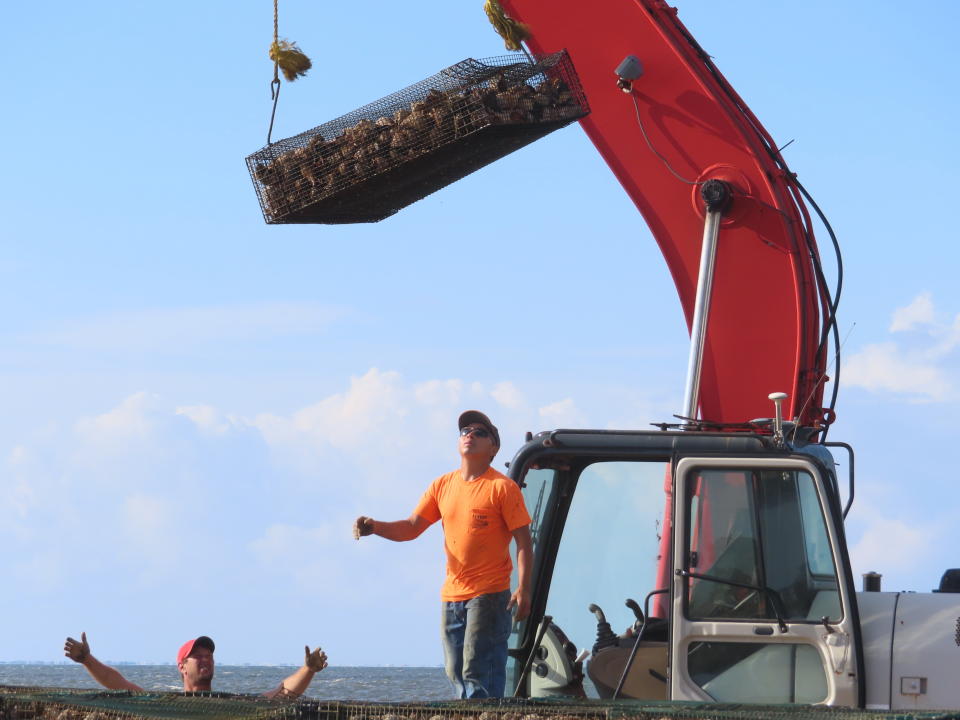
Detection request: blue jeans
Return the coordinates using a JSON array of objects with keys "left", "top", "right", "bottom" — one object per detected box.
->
[{"left": 440, "top": 589, "right": 512, "bottom": 698}]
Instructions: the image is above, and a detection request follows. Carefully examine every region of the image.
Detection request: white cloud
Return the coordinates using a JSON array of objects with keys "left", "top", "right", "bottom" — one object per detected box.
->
[
  {"left": 294, "top": 367, "right": 407, "bottom": 445},
  {"left": 491, "top": 381, "right": 525, "bottom": 410},
  {"left": 2, "top": 392, "right": 260, "bottom": 562},
  {"left": 123, "top": 494, "right": 171, "bottom": 541},
  {"left": 843, "top": 294, "right": 960, "bottom": 401},
  {"left": 848, "top": 511, "right": 937, "bottom": 579},
  {"left": 538, "top": 398, "right": 584, "bottom": 426},
  {"left": 930, "top": 313, "right": 960, "bottom": 359},
  {"left": 0, "top": 369, "right": 673, "bottom": 664},
  {"left": 76, "top": 391, "right": 162, "bottom": 444},
  {"left": 842, "top": 342, "right": 951, "bottom": 400},
  {"left": 414, "top": 379, "right": 464, "bottom": 407},
  {"left": 251, "top": 369, "right": 512, "bottom": 487},
  {"left": 890, "top": 292, "right": 934, "bottom": 332},
  {"left": 2, "top": 372, "right": 545, "bottom": 569},
  {"left": 69, "top": 392, "right": 205, "bottom": 485},
  {"left": 256, "top": 368, "right": 409, "bottom": 453},
  {"left": 176, "top": 404, "right": 244, "bottom": 436}
]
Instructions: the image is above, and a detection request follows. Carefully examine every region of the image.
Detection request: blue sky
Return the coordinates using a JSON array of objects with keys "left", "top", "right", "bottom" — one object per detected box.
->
[{"left": 2, "top": 1, "right": 959, "bottom": 668}]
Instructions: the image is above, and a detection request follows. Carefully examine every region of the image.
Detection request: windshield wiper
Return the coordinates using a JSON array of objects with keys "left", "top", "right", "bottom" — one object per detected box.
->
[{"left": 676, "top": 569, "right": 788, "bottom": 632}]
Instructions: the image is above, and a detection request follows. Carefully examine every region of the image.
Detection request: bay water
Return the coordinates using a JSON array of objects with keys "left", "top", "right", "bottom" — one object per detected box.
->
[{"left": 0, "top": 664, "right": 451, "bottom": 702}]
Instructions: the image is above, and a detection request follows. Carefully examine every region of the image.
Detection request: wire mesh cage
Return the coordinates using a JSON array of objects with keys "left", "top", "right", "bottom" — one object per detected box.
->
[
  {"left": 6, "top": 689, "right": 960, "bottom": 720},
  {"left": 0, "top": 690, "right": 608, "bottom": 720},
  {"left": 0, "top": 687, "right": 324, "bottom": 720},
  {"left": 245, "top": 51, "right": 589, "bottom": 224}
]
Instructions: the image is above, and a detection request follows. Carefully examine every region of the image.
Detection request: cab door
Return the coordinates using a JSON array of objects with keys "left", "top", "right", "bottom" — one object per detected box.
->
[{"left": 670, "top": 456, "right": 861, "bottom": 706}]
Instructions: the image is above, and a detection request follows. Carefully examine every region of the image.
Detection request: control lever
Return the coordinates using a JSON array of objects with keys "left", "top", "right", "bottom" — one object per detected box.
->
[
  {"left": 588, "top": 603, "right": 619, "bottom": 653},
  {"left": 625, "top": 598, "right": 644, "bottom": 633}
]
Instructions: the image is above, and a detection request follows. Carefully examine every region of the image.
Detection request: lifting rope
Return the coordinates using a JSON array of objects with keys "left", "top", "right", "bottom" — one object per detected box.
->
[
  {"left": 262, "top": 0, "right": 528, "bottom": 145},
  {"left": 266, "top": 0, "right": 312, "bottom": 144},
  {"left": 483, "top": 0, "right": 531, "bottom": 54}
]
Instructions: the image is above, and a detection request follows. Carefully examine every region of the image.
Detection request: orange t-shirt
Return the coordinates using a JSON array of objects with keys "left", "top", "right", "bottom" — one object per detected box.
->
[{"left": 414, "top": 466, "right": 531, "bottom": 602}]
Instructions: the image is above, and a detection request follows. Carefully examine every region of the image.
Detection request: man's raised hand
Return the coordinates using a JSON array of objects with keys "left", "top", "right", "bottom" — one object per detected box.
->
[
  {"left": 353, "top": 516, "right": 374, "bottom": 540},
  {"left": 64, "top": 632, "right": 90, "bottom": 663},
  {"left": 305, "top": 645, "right": 328, "bottom": 672}
]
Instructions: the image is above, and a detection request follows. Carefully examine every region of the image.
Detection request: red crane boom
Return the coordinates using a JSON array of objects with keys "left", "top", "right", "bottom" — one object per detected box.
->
[{"left": 501, "top": 0, "right": 834, "bottom": 428}]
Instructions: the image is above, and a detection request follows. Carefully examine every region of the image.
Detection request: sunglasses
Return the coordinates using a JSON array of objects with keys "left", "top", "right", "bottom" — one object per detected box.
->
[{"left": 459, "top": 426, "right": 491, "bottom": 439}]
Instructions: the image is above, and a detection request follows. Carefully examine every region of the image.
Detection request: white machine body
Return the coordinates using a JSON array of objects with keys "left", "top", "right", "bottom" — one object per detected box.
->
[{"left": 859, "top": 591, "right": 960, "bottom": 710}]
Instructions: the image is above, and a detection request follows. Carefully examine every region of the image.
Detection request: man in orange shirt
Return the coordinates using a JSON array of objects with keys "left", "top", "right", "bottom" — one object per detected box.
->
[{"left": 354, "top": 410, "right": 532, "bottom": 699}]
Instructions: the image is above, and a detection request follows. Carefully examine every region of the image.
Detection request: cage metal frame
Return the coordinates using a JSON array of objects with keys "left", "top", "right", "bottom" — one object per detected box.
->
[
  {"left": 246, "top": 51, "right": 589, "bottom": 225},
  {"left": 2, "top": 686, "right": 944, "bottom": 720}
]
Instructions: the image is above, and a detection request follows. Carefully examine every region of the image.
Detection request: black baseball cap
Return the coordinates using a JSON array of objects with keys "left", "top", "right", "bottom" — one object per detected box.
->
[{"left": 458, "top": 410, "right": 500, "bottom": 446}]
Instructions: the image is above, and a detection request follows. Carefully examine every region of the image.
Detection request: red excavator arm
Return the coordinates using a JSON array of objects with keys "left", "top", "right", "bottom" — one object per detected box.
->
[{"left": 500, "top": 0, "right": 836, "bottom": 429}]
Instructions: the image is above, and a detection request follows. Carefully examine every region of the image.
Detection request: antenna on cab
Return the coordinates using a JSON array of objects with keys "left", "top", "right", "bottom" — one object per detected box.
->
[{"left": 768, "top": 392, "right": 788, "bottom": 447}]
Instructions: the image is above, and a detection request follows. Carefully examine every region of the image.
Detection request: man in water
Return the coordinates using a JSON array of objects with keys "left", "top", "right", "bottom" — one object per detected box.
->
[
  {"left": 353, "top": 410, "right": 532, "bottom": 699},
  {"left": 63, "top": 633, "right": 327, "bottom": 697}
]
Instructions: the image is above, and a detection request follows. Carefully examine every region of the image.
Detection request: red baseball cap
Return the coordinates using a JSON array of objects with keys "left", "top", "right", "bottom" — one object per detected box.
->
[{"left": 176, "top": 636, "right": 215, "bottom": 665}]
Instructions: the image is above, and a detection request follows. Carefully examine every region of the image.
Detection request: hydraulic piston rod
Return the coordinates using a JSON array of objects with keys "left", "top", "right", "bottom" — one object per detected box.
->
[{"left": 681, "top": 180, "right": 731, "bottom": 422}]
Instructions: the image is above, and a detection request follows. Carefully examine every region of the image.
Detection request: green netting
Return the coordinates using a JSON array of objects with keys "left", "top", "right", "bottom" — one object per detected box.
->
[
  {"left": 0, "top": 687, "right": 315, "bottom": 720},
  {"left": 3, "top": 688, "right": 960, "bottom": 720}
]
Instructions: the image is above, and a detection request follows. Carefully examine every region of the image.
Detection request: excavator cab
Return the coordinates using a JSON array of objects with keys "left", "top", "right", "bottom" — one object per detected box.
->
[{"left": 507, "top": 428, "right": 864, "bottom": 706}]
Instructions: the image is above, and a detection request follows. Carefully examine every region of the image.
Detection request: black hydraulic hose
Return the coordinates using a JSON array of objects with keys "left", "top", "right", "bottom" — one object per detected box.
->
[
  {"left": 789, "top": 221, "right": 842, "bottom": 442},
  {"left": 664, "top": 8, "right": 845, "bottom": 435},
  {"left": 794, "top": 177, "right": 844, "bottom": 430},
  {"left": 759, "top": 154, "right": 843, "bottom": 436}
]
